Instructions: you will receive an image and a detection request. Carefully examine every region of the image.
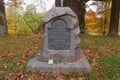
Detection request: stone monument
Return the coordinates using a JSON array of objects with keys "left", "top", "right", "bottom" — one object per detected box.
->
[{"left": 27, "top": 7, "right": 91, "bottom": 72}]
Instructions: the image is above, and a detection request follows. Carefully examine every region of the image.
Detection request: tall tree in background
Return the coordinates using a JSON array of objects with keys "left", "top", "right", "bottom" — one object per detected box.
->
[
  {"left": 55, "top": 0, "right": 61, "bottom": 6},
  {"left": 85, "top": 9, "right": 102, "bottom": 34},
  {"left": 96, "top": 0, "right": 119, "bottom": 36},
  {"left": 0, "top": 0, "right": 8, "bottom": 35},
  {"left": 108, "top": 0, "right": 120, "bottom": 36},
  {"left": 55, "top": 0, "right": 88, "bottom": 33},
  {"left": 24, "top": 4, "right": 43, "bottom": 34}
]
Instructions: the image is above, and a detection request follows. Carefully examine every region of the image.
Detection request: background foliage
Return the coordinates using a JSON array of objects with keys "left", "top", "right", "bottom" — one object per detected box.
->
[
  {"left": 5, "top": 1, "right": 120, "bottom": 36},
  {"left": 6, "top": 2, "right": 44, "bottom": 35}
]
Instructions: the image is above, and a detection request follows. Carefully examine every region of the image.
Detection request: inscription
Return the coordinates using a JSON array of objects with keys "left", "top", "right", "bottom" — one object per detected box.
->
[{"left": 48, "top": 19, "right": 71, "bottom": 50}]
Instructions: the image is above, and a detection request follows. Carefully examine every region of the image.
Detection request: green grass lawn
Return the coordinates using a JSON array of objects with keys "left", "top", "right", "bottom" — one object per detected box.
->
[{"left": 0, "top": 34, "right": 120, "bottom": 80}]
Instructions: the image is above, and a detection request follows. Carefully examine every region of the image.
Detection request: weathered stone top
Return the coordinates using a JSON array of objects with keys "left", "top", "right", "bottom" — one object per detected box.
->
[{"left": 43, "top": 7, "right": 77, "bottom": 23}]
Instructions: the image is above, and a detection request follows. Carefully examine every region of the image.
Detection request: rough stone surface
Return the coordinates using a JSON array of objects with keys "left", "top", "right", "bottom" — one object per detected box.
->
[
  {"left": 43, "top": 7, "right": 76, "bottom": 23},
  {"left": 26, "top": 7, "right": 91, "bottom": 72},
  {"left": 27, "top": 49, "right": 91, "bottom": 72}
]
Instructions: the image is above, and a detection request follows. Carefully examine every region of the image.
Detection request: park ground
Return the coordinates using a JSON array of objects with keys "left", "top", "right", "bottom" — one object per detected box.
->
[{"left": 0, "top": 34, "right": 120, "bottom": 80}]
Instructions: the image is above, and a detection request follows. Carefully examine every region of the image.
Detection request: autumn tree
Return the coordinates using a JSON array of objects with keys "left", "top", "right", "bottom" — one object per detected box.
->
[
  {"left": 0, "top": 0, "right": 8, "bottom": 36},
  {"left": 85, "top": 9, "right": 102, "bottom": 35},
  {"left": 6, "top": 6, "right": 33, "bottom": 35},
  {"left": 95, "top": 0, "right": 119, "bottom": 36},
  {"left": 23, "top": 4, "right": 43, "bottom": 34},
  {"left": 0, "top": 0, "right": 26, "bottom": 36},
  {"left": 55, "top": 0, "right": 120, "bottom": 36}
]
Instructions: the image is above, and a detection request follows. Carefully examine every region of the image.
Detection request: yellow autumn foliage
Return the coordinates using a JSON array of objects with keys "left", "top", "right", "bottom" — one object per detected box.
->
[
  {"left": 8, "top": 29, "right": 15, "bottom": 35},
  {"left": 8, "top": 28, "right": 33, "bottom": 35},
  {"left": 85, "top": 8, "right": 112, "bottom": 35},
  {"left": 85, "top": 10, "right": 102, "bottom": 35}
]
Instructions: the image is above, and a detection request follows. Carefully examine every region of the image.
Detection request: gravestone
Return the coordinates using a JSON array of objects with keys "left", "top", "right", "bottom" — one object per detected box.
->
[{"left": 27, "top": 7, "right": 91, "bottom": 72}]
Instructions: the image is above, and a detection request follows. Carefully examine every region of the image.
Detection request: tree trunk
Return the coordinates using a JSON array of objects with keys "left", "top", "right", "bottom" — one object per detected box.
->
[
  {"left": 55, "top": 0, "right": 61, "bottom": 6},
  {"left": 108, "top": 0, "right": 120, "bottom": 36},
  {"left": 55, "top": 0, "right": 88, "bottom": 33},
  {"left": 0, "top": 0, "right": 8, "bottom": 36}
]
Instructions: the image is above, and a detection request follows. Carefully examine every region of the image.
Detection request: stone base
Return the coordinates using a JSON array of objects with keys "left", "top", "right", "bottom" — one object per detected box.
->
[{"left": 26, "top": 51, "right": 92, "bottom": 73}]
